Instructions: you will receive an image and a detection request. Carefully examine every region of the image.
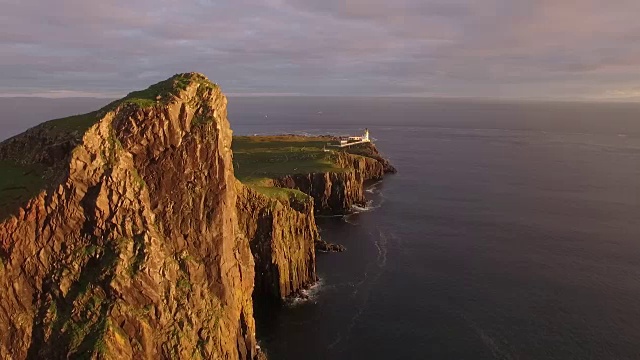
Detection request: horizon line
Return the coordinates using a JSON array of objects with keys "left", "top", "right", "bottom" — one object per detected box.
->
[{"left": 1, "top": 93, "right": 640, "bottom": 104}]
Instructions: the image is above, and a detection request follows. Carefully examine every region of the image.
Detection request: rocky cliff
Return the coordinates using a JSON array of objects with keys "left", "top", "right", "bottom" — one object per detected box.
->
[
  {"left": 235, "top": 183, "right": 317, "bottom": 300},
  {"left": 234, "top": 141, "right": 395, "bottom": 302},
  {"left": 272, "top": 150, "right": 395, "bottom": 215},
  {"left": 0, "top": 74, "right": 257, "bottom": 359},
  {"left": 0, "top": 73, "right": 396, "bottom": 359}
]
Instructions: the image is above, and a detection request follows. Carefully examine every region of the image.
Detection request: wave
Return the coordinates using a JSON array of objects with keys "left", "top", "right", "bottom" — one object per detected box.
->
[
  {"left": 343, "top": 214, "right": 359, "bottom": 225},
  {"left": 316, "top": 214, "right": 345, "bottom": 218},
  {"left": 285, "top": 277, "right": 324, "bottom": 306},
  {"left": 375, "top": 229, "right": 389, "bottom": 268},
  {"left": 351, "top": 201, "right": 379, "bottom": 213},
  {"left": 365, "top": 183, "right": 380, "bottom": 194}
]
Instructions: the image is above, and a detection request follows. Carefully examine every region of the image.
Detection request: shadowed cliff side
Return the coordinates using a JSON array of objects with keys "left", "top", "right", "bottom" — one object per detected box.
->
[
  {"left": 0, "top": 74, "right": 258, "bottom": 359},
  {"left": 235, "top": 182, "right": 317, "bottom": 300}
]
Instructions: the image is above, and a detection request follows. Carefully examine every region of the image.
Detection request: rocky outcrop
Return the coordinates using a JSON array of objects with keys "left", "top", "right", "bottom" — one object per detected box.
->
[
  {"left": 343, "top": 142, "right": 397, "bottom": 174},
  {"left": 0, "top": 73, "right": 397, "bottom": 359},
  {"left": 236, "top": 145, "right": 394, "bottom": 301},
  {"left": 314, "top": 239, "right": 346, "bottom": 253},
  {"left": 235, "top": 183, "right": 317, "bottom": 300},
  {"left": 0, "top": 74, "right": 257, "bottom": 359},
  {"left": 272, "top": 150, "right": 392, "bottom": 215}
]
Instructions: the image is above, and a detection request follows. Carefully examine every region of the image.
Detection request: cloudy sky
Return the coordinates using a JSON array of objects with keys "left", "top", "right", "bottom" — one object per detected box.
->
[{"left": 1, "top": 0, "right": 640, "bottom": 99}]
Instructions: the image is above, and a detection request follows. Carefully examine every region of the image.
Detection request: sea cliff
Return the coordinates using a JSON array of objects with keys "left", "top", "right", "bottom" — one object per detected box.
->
[
  {"left": 0, "top": 73, "right": 395, "bottom": 359},
  {"left": 235, "top": 183, "right": 317, "bottom": 300},
  {"left": 272, "top": 150, "right": 394, "bottom": 215},
  {"left": 232, "top": 135, "right": 395, "bottom": 304},
  {"left": 0, "top": 74, "right": 256, "bottom": 359}
]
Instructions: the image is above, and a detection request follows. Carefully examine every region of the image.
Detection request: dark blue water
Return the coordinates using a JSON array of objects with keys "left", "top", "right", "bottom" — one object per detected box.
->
[
  {"left": 228, "top": 98, "right": 640, "bottom": 360},
  {"left": 2, "top": 97, "right": 640, "bottom": 359}
]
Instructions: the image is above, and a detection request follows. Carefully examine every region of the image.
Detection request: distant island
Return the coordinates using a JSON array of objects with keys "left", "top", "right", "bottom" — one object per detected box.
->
[{"left": 0, "top": 73, "right": 395, "bottom": 359}]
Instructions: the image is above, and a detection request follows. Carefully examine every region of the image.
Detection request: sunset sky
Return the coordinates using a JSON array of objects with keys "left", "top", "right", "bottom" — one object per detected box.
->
[{"left": 2, "top": 0, "right": 640, "bottom": 99}]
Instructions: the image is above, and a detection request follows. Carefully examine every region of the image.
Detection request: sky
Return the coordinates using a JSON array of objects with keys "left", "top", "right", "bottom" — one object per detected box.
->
[{"left": 1, "top": 0, "right": 640, "bottom": 100}]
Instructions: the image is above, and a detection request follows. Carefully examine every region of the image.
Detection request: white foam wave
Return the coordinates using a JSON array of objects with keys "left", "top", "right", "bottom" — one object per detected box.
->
[
  {"left": 343, "top": 214, "right": 359, "bottom": 225},
  {"left": 351, "top": 205, "right": 369, "bottom": 212},
  {"left": 365, "top": 181, "right": 382, "bottom": 192},
  {"left": 316, "top": 214, "right": 344, "bottom": 218},
  {"left": 375, "top": 229, "right": 388, "bottom": 268},
  {"left": 351, "top": 201, "right": 380, "bottom": 213},
  {"left": 286, "top": 278, "right": 323, "bottom": 306}
]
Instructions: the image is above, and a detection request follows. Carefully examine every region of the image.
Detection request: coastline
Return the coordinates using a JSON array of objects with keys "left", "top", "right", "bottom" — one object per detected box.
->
[
  {"left": 234, "top": 134, "right": 396, "bottom": 302},
  {"left": 0, "top": 74, "right": 396, "bottom": 359}
]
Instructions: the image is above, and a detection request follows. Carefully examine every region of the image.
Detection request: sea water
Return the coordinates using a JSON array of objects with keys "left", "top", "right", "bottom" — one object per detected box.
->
[
  {"left": 229, "top": 97, "right": 640, "bottom": 360},
  {"left": 3, "top": 97, "right": 640, "bottom": 359}
]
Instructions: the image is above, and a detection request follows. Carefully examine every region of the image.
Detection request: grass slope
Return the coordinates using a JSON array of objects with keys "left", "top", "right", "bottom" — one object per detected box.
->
[
  {"left": 39, "top": 73, "right": 213, "bottom": 138},
  {"left": 232, "top": 135, "right": 343, "bottom": 187},
  {"left": 0, "top": 160, "right": 45, "bottom": 219},
  {"left": 232, "top": 135, "right": 356, "bottom": 204},
  {"left": 0, "top": 73, "right": 216, "bottom": 220}
]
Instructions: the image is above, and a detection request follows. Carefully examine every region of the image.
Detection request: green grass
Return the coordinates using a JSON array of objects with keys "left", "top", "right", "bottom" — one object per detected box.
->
[
  {"left": 232, "top": 135, "right": 343, "bottom": 186},
  {"left": 131, "top": 168, "right": 146, "bottom": 189},
  {"left": 177, "top": 277, "right": 192, "bottom": 291},
  {"left": 117, "top": 73, "right": 192, "bottom": 107},
  {"left": 251, "top": 186, "right": 309, "bottom": 204},
  {"left": 26, "top": 73, "right": 214, "bottom": 141},
  {"left": 40, "top": 111, "right": 101, "bottom": 136},
  {"left": 341, "top": 142, "right": 383, "bottom": 161},
  {"left": 0, "top": 160, "right": 45, "bottom": 220},
  {"left": 112, "top": 72, "right": 218, "bottom": 110},
  {"left": 232, "top": 135, "right": 385, "bottom": 205},
  {"left": 129, "top": 234, "right": 146, "bottom": 277},
  {"left": 0, "top": 73, "right": 219, "bottom": 219}
]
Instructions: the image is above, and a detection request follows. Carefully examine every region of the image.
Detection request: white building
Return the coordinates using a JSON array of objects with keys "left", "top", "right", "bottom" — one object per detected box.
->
[
  {"left": 331, "top": 129, "right": 371, "bottom": 147},
  {"left": 346, "top": 129, "right": 370, "bottom": 142}
]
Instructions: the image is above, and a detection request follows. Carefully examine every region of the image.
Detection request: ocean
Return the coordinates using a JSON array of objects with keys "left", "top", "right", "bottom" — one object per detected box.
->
[
  {"left": 228, "top": 97, "right": 640, "bottom": 360},
  {"left": 2, "top": 97, "right": 640, "bottom": 359}
]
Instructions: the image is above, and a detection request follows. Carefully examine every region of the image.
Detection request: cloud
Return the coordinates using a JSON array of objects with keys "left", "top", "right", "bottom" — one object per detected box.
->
[{"left": 0, "top": 0, "right": 639, "bottom": 98}]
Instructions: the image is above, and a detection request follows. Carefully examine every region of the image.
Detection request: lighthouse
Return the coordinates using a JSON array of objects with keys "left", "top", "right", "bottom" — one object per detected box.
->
[{"left": 364, "top": 128, "right": 370, "bottom": 142}]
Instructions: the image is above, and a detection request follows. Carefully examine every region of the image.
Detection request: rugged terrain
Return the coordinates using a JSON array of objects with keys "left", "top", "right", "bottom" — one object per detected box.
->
[
  {"left": 0, "top": 73, "right": 395, "bottom": 359},
  {"left": 232, "top": 135, "right": 396, "bottom": 302},
  {"left": 233, "top": 136, "right": 396, "bottom": 215},
  {"left": 0, "top": 74, "right": 257, "bottom": 359}
]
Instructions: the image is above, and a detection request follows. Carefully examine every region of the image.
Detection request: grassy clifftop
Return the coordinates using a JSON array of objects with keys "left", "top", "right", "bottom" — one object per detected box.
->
[
  {"left": 232, "top": 135, "right": 342, "bottom": 205},
  {"left": 232, "top": 135, "right": 342, "bottom": 186},
  {"left": 0, "top": 73, "right": 219, "bottom": 220},
  {"left": 232, "top": 135, "right": 388, "bottom": 205},
  {"left": 38, "top": 73, "right": 217, "bottom": 138}
]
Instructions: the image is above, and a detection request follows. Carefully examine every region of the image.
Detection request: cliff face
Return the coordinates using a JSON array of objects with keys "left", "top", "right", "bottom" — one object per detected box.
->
[
  {"left": 0, "top": 73, "right": 397, "bottom": 359},
  {"left": 235, "top": 183, "right": 317, "bottom": 300},
  {"left": 272, "top": 151, "right": 391, "bottom": 215},
  {"left": 0, "top": 74, "right": 257, "bottom": 359},
  {"left": 234, "top": 145, "right": 395, "bottom": 301}
]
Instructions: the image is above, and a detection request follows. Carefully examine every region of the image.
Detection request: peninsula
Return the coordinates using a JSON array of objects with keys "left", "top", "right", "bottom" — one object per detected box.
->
[{"left": 0, "top": 73, "right": 395, "bottom": 359}]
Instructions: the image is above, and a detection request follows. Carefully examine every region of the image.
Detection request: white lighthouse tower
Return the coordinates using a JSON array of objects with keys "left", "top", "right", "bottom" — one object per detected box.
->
[{"left": 364, "top": 128, "right": 370, "bottom": 142}]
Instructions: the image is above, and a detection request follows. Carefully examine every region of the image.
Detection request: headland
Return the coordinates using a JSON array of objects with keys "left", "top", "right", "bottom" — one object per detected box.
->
[{"left": 0, "top": 73, "right": 394, "bottom": 359}]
